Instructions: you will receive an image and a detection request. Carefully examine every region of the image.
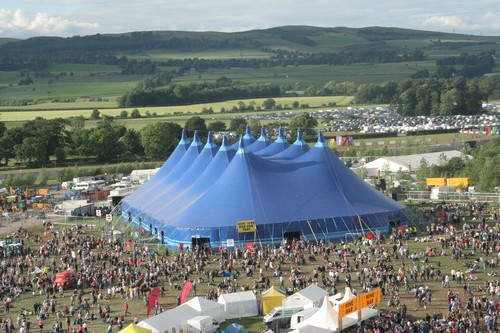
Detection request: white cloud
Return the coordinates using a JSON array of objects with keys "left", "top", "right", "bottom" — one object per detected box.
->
[
  {"left": 421, "top": 11, "right": 500, "bottom": 33},
  {"left": 0, "top": 2, "right": 499, "bottom": 38},
  {"left": 0, "top": 8, "right": 98, "bottom": 38}
]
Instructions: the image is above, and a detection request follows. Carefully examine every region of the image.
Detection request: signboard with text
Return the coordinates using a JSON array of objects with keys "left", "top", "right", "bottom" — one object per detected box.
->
[
  {"left": 359, "top": 288, "right": 381, "bottom": 308},
  {"left": 338, "top": 297, "right": 359, "bottom": 318},
  {"left": 237, "top": 220, "right": 256, "bottom": 233}
]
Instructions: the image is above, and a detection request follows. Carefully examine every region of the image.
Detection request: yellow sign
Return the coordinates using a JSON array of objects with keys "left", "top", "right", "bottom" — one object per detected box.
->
[
  {"left": 359, "top": 289, "right": 381, "bottom": 308},
  {"left": 237, "top": 220, "right": 256, "bottom": 233},
  {"left": 338, "top": 297, "right": 359, "bottom": 318}
]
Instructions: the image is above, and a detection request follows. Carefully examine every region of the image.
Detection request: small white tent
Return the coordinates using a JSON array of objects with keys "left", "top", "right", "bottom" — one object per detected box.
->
[
  {"left": 185, "top": 297, "right": 226, "bottom": 323},
  {"left": 282, "top": 284, "right": 328, "bottom": 309},
  {"left": 138, "top": 304, "right": 198, "bottom": 333},
  {"left": 294, "top": 296, "right": 345, "bottom": 331},
  {"left": 217, "top": 291, "right": 258, "bottom": 319},
  {"left": 290, "top": 325, "right": 334, "bottom": 333}
]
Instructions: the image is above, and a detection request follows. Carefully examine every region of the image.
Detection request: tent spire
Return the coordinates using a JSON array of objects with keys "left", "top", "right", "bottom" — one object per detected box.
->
[
  {"left": 257, "top": 127, "right": 269, "bottom": 141},
  {"left": 236, "top": 136, "right": 249, "bottom": 154},
  {"left": 274, "top": 127, "right": 286, "bottom": 143},
  {"left": 204, "top": 132, "right": 217, "bottom": 148},
  {"left": 191, "top": 130, "right": 203, "bottom": 147},
  {"left": 314, "top": 131, "right": 326, "bottom": 147},
  {"left": 297, "top": 129, "right": 303, "bottom": 141},
  {"left": 179, "top": 129, "right": 189, "bottom": 144},
  {"left": 219, "top": 135, "right": 231, "bottom": 151},
  {"left": 244, "top": 125, "right": 252, "bottom": 138}
]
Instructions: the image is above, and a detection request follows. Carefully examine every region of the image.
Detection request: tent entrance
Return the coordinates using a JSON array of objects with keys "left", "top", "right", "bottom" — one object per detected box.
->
[
  {"left": 283, "top": 231, "right": 300, "bottom": 244},
  {"left": 192, "top": 237, "right": 210, "bottom": 248}
]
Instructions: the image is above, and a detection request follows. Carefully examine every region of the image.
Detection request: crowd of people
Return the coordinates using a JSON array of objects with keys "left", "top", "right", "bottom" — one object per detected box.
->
[{"left": 0, "top": 200, "right": 497, "bottom": 333}]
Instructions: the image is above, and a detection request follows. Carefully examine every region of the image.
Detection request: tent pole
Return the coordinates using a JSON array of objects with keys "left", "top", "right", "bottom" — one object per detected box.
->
[{"left": 307, "top": 220, "right": 318, "bottom": 243}]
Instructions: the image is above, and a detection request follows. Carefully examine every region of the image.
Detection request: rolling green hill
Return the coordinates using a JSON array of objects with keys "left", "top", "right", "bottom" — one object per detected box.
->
[{"left": 0, "top": 26, "right": 498, "bottom": 110}]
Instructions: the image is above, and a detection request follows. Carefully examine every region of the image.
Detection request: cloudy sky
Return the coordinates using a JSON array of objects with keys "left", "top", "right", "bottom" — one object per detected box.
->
[{"left": 0, "top": 0, "right": 499, "bottom": 39}]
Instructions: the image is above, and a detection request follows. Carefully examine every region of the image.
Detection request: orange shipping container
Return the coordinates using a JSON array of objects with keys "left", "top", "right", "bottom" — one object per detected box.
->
[
  {"left": 447, "top": 178, "right": 472, "bottom": 187},
  {"left": 426, "top": 178, "right": 447, "bottom": 187}
]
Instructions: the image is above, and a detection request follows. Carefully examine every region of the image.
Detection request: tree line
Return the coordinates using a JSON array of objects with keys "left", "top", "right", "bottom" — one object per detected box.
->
[
  {"left": 118, "top": 79, "right": 282, "bottom": 107},
  {"left": 0, "top": 110, "right": 284, "bottom": 167},
  {"left": 416, "top": 136, "right": 500, "bottom": 192}
]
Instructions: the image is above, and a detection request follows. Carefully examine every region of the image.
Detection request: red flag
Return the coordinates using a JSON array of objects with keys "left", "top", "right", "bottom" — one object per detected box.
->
[
  {"left": 341, "top": 137, "right": 348, "bottom": 146},
  {"left": 486, "top": 127, "right": 492, "bottom": 136},
  {"left": 147, "top": 287, "right": 161, "bottom": 316},
  {"left": 180, "top": 281, "right": 193, "bottom": 305}
]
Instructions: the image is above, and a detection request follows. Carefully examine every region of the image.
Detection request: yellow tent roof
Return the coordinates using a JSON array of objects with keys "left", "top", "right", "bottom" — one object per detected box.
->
[
  {"left": 118, "top": 323, "right": 152, "bottom": 333},
  {"left": 261, "top": 286, "right": 286, "bottom": 298}
]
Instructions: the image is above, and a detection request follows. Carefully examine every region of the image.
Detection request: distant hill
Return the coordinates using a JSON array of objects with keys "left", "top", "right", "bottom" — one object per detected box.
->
[{"left": 0, "top": 25, "right": 498, "bottom": 58}]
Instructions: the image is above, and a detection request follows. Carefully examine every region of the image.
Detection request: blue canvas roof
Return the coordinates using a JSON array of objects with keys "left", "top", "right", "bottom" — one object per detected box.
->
[
  {"left": 255, "top": 127, "right": 290, "bottom": 157},
  {"left": 123, "top": 130, "right": 406, "bottom": 248},
  {"left": 247, "top": 127, "right": 271, "bottom": 152},
  {"left": 124, "top": 129, "right": 190, "bottom": 207},
  {"left": 271, "top": 130, "right": 310, "bottom": 160},
  {"left": 132, "top": 131, "right": 204, "bottom": 211},
  {"left": 150, "top": 132, "right": 219, "bottom": 202},
  {"left": 230, "top": 125, "right": 255, "bottom": 150},
  {"left": 149, "top": 135, "right": 236, "bottom": 221},
  {"left": 165, "top": 134, "right": 403, "bottom": 229}
]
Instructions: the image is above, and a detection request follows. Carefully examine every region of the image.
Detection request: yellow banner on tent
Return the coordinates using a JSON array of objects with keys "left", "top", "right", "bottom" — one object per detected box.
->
[
  {"left": 237, "top": 220, "right": 256, "bottom": 233},
  {"left": 359, "top": 288, "right": 381, "bottom": 308},
  {"left": 338, "top": 297, "right": 359, "bottom": 318}
]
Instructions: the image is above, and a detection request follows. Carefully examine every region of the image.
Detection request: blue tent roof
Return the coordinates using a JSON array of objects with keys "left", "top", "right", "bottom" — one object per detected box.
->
[
  {"left": 255, "top": 127, "right": 290, "bottom": 157},
  {"left": 151, "top": 132, "right": 219, "bottom": 200},
  {"left": 133, "top": 131, "right": 204, "bottom": 211},
  {"left": 271, "top": 130, "right": 310, "bottom": 160},
  {"left": 230, "top": 125, "right": 255, "bottom": 150},
  {"left": 247, "top": 127, "right": 271, "bottom": 152},
  {"left": 149, "top": 135, "right": 236, "bottom": 221},
  {"left": 123, "top": 130, "right": 406, "bottom": 248},
  {"left": 124, "top": 129, "right": 189, "bottom": 208}
]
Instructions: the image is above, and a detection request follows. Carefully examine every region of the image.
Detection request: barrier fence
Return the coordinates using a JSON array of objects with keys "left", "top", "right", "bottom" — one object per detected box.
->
[{"left": 399, "top": 191, "right": 500, "bottom": 203}]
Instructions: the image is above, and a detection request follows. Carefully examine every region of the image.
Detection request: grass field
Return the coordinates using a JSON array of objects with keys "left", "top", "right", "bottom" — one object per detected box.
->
[
  {"left": 0, "top": 95, "right": 354, "bottom": 124},
  {"left": 2, "top": 203, "right": 498, "bottom": 333}
]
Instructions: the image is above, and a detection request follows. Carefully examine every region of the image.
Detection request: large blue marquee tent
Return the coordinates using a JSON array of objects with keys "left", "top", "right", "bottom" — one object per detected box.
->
[{"left": 121, "top": 128, "right": 406, "bottom": 249}]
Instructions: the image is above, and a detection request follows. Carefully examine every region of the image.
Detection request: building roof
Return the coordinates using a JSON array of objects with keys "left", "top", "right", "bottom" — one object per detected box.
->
[{"left": 357, "top": 150, "right": 472, "bottom": 175}]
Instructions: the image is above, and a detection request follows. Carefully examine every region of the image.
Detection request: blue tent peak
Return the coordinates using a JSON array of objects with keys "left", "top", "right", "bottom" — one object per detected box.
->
[
  {"left": 179, "top": 129, "right": 190, "bottom": 145},
  {"left": 191, "top": 131, "right": 203, "bottom": 147},
  {"left": 236, "top": 136, "right": 249, "bottom": 154},
  {"left": 219, "top": 135, "right": 234, "bottom": 152},
  {"left": 293, "top": 130, "right": 307, "bottom": 146},
  {"left": 204, "top": 132, "right": 218, "bottom": 149},
  {"left": 257, "top": 127, "right": 270, "bottom": 142},
  {"left": 275, "top": 127, "right": 287, "bottom": 143},
  {"left": 243, "top": 125, "right": 253, "bottom": 139},
  {"left": 314, "top": 131, "right": 327, "bottom": 147}
]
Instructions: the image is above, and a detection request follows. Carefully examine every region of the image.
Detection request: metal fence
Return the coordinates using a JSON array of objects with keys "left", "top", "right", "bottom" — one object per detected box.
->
[{"left": 399, "top": 191, "right": 500, "bottom": 203}]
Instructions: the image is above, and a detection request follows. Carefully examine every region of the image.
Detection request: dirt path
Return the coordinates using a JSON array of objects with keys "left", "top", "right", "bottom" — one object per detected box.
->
[{"left": 0, "top": 209, "right": 58, "bottom": 235}]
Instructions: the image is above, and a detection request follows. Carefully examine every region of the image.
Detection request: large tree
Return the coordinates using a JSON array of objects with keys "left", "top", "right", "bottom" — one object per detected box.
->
[
  {"left": 140, "top": 122, "right": 182, "bottom": 160},
  {"left": 288, "top": 112, "right": 318, "bottom": 137},
  {"left": 88, "top": 116, "right": 126, "bottom": 162},
  {"left": 184, "top": 116, "right": 207, "bottom": 137}
]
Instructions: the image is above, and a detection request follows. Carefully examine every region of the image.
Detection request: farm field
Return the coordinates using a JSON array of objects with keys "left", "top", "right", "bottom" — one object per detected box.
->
[{"left": 0, "top": 96, "right": 353, "bottom": 124}]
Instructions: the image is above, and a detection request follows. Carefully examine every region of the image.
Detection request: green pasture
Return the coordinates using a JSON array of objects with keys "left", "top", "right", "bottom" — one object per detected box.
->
[
  {"left": 0, "top": 95, "right": 354, "bottom": 123},
  {"left": 126, "top": 49, "right": 274, "bottom": 60},
  {"left": 173, "top": 61, "right": 438, "bottom": 87}
]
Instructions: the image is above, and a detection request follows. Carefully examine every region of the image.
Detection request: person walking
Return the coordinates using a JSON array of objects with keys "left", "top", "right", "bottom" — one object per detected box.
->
[{"left": 123, "top": 301, "right": 129, "bottom": 316}]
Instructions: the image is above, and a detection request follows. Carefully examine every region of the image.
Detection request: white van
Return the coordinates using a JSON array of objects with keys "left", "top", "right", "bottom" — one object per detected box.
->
[
  {"left": 90, "top": 180, "right": 106, "bottom": 190},
  {"left": 263, "top": 306, "right": 304, "bottom": 326},
  {"left": 290, "top": 308, "right": 320, "bottom": 329},
  {"left": 73, "top": 182, "right": 90, "bottom": 191}
]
